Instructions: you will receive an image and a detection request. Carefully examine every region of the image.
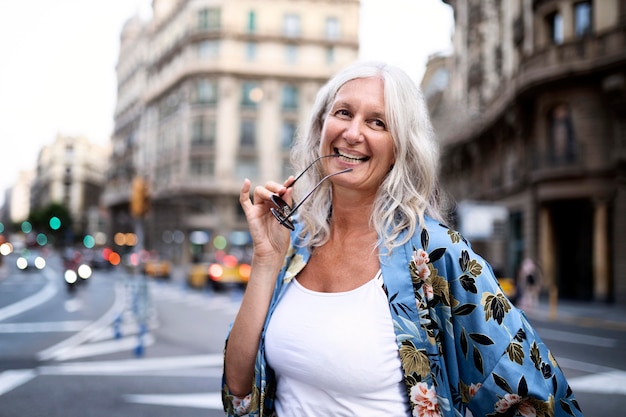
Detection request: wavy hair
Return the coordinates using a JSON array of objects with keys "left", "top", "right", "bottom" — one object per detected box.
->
[{"left": 290, "top": 61, "right": 446, "bottom": 253}]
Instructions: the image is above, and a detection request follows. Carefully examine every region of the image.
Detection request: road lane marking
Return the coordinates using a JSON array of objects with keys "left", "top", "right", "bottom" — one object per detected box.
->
[
  {"left": 556, "top": 357, "right": 621, "bottom": 374},
  {"left": 535, "top": 327, "right": 617, "bottom": 348},
  {"left": 568, "top": 370, "right": 626, "bottom": 395},
  {"left": 36, "top": 282, "right": 127, "bottom": 361},
  {"left": 0, "top": 370, "right": 36, "bottom": 396},
  {"left": 0, "top": 321, "right": 90, "bottom": 333},
  {"left": 64, "top": 298, "right": 83, "bottom": 312},
  {"left": 52, "top": 334, "right": 156, "bottom": 361},
  {"left": 124, "top": 392, "right": 222, "bottom": 409},
  {"left": 0, "top": 268, "right": 57, "bottom": 322},
  {"left": 38, "top": 354, "right": 223, "bottom": 374}
]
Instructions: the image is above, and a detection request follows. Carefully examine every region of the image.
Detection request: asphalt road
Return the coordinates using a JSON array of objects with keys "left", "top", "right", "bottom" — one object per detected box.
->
[
  {"left": 0, "top": 251, "right": 624, "bottom": 417},
  {"left": 0, "top": 252, "right": 240, "bottom": 417}
]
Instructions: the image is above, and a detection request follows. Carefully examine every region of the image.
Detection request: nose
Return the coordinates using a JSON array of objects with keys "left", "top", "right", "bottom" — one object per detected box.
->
[{"left": 343, "top": 118, "right": 363, "bottom": 144}]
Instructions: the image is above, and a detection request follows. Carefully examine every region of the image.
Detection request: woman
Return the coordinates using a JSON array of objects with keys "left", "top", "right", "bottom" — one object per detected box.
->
[{"left": 222, "top": 61, "right": 583, "bottom": 417}]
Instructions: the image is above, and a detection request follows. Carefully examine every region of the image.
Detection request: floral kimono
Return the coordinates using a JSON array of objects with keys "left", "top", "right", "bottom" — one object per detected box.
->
[{"left": 222, "top": 216, "right": 584, "bottom": 417}]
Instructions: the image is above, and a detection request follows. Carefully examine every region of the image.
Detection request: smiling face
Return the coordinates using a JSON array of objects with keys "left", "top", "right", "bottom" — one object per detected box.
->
[{"left": 319, "top": 76, "right": 395, "bottom": 196}]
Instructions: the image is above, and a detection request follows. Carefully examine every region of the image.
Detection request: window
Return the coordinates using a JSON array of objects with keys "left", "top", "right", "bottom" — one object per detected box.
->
[
  {"left": 191, "top": 117, "right": 216, "bottom": 146},
  {"left": 326, "top": 46, "right": 335, "bottom": 64},
  {"left": 548, "top": 104, "right": 576, "bottom": 165},
  {"left": 547, "top": 12, "right": 564, "bottom": 44},
  {"left": 283, "top": 14, "right": 301, "bottom": 38},
  {"left": 247, "top": 10, "right": 256, "bottom": 33},
  {"left": 193, "top": 79, "right": 218, "bottom": 105},
  {"left": 241, "top": 82, "right": 262, "bottom": 107},
  {"left": 280, "top": 121, "right": 297, "bottom": 150},
  {"left": 240, "top": 119, "right": 256, "bottom": 148},
  {"left": 325, "top": 17, "right": 340, "bottom": 40},
  {"left": 286, "top": 44, "right": 298, "bottom": 64},
  {"left": 235, "top": 158, "right": 259, "bottom": 180},
  {"left": 65, "top": 145, "right": 74, "bottom": 160},
  {"left": 198, "top": 40, "right": 219, "bottom": 60},
  {"left": 189, "top": 157, "right": 215, "bottom": 178},
  {"left": 574, "top": 2, "right": 592, "bottom": 38},
  {"left": 281, "top": 85, "right": 299, "bottom": 110},
  {"left": 198, "top": 8, "right": 221, "bottom": 31},
  {"left": 246, "top": 42, "right": 257, "bottom": 61}
]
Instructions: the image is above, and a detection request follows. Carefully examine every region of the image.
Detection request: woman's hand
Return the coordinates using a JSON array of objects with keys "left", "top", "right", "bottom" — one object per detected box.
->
[
  {"left": 225, "top": 178, "right": 295, "bottom": 397},
  {"left": 239, "top": 178, "right": 293, "bottom": 265}
]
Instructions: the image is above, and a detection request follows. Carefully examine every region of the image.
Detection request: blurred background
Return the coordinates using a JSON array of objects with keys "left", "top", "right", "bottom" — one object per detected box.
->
[{"left": 0, "top": 1, "right": 625, "bottom": 416}]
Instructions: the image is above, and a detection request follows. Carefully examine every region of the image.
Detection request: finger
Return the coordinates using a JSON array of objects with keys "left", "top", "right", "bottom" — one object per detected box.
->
[
  {"left": 239, "top": 179, "right": 253, "bottom": 208},
  {"left": 282, "top": 175, "right": 296, "bottom": 188},
  {"left": 265, "top": 181, "right": 288, "bottom": 195}
]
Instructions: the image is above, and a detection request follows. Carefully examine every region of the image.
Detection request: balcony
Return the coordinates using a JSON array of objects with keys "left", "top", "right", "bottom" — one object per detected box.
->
[
  {"left": 530, "top": 144, "right": 586, "bottom": 183},
  {"left": 518, "top": 25, "right": 626, "bottom": 92}
]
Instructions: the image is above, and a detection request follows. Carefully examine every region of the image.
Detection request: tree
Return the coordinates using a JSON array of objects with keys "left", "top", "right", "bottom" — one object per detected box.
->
[{"left": 28, "top": 203, "right": 73, "bottom": 245}]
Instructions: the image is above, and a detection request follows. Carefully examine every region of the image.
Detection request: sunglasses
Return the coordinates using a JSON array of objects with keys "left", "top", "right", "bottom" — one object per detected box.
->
[{"left": 270, "top": 154, "right": 353, "bottom": 230}]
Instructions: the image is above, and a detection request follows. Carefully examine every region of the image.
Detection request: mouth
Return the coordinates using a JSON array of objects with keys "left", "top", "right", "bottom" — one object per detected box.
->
[{"left": 334, "top": 149, "right": 370, "bottom": 163}]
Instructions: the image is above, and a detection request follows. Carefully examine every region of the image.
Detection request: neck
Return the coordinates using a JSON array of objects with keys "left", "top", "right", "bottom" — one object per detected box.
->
[{"left": 329, "top": 193, "right": 376, "bottom": 236}]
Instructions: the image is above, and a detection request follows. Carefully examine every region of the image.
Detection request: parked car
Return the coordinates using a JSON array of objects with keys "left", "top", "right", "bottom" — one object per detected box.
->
[
  {"left": 497, "top": 277, "right": 517, "bottom": 300},
  {"left": 188, "top": 254, "right": 250, "bottom": 291},
  {"left": 143, "top": 257, "right": 171, "bottom": 279},
  {"left": 16, "top": 249, "right": 46, "bottom": 271}
]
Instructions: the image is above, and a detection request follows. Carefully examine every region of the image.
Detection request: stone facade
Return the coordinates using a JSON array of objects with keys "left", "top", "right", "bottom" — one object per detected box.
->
[
  {"left": 427, "top": 0, "right": 626, "bottom": 302},
  {"left": 103, "top": 0, "right": 360, "bottom": 264},
  {"left": 31, "top": 134, "right": 110, "bottom": 237}
]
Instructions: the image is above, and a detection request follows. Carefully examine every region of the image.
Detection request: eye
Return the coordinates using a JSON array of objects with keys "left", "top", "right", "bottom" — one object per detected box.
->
[
  {"left": 334, "top": 109, "right": 351, "bottom": 119},
  {"left": 369, "top": 119, "right": 387, "bottom": 130}
]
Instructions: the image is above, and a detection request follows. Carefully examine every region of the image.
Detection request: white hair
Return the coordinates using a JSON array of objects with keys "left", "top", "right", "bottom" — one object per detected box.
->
[{"left": 290, "top": 61, "right": 446, "bottom": 253}]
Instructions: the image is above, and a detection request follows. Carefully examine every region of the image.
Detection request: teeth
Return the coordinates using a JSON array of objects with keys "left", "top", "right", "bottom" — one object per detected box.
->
[{"left": 337, "top": 151, "right": 366, "bottom": 162}]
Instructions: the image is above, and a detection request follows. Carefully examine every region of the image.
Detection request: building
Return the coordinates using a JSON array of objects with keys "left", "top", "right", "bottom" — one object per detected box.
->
[
  {"left": 6, "top": 170, "right": 35, "bottom": 224},
  {"left": 30, "top": 134, "right": 110, "bottom": 240},
  {"left": 103, "top": 0, "right": 360, "bottom": 264},
  {"left": 426, "top": 0, "right": 626, "bottom": 302}
]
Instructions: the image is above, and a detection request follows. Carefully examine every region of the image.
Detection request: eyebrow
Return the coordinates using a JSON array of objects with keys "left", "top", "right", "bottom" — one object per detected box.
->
[{"left": 331, "top": 101, "right": 387, "bottom": 119}]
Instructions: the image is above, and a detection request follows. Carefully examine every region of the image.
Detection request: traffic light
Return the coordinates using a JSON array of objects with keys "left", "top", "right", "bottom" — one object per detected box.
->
[{"left": 130, "top": 177, "right": 150, "bottom": 217}]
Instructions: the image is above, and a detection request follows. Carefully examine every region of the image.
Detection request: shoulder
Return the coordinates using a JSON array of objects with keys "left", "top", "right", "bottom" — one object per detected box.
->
[{"left": 414, "top": 216, "right": 473, "bottom": 258}]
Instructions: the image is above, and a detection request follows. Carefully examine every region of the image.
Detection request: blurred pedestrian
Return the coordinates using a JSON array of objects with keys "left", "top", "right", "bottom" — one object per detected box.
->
[
  {"left": 222, "top": 61, "right": 583, "bottom": 417},
  {"left": 517, "top": 257, "right": 542, "bottom": 310}
]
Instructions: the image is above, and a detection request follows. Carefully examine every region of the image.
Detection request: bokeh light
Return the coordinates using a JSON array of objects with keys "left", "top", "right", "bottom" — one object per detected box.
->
[
  {"left": 83, "top": 234, "right": 95, "bottom": 249},
  {"left": 49, "top": 216, "right": 61, "bottom": 230},
  {"left": 213, "top": 235, "right": 227, "bottom": 250},
  {"left": 36, "top": 233, "right": 48, "bottom": 246},
  {"left": 21, "top": 221, "right": 32, "bottom": 234}
]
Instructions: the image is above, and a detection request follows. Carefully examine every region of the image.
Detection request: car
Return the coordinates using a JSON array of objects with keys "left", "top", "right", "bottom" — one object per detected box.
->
[
  {"left": 187, "top": 254, "right": 250, "bottom": 291},
  {"left": 16, "top": 249, "right": 46, "bottom": 271},
  {"left": 143, "top": 258, "right": 171, "bottom": 278},
  {"left": 497, "top": 277, "right": 517, "bottom": 300}
]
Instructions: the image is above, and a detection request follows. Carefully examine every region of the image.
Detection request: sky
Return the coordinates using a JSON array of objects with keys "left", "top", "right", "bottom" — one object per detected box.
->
[{"left": 0, "top": 0, "right": 453, "bottom": 207}]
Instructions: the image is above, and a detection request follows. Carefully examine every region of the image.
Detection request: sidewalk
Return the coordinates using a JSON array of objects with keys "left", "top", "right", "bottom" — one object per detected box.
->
[{"left": 522, "top": 297, "right": 626, "bottom": 331}]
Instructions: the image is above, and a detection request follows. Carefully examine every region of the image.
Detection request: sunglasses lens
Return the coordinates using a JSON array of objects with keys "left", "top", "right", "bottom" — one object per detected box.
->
[
  {"left": 271, "top": 195, "right": 291, "bottom": 215},
  {"left": 270, "top": 207, "right": 295, "bottom": 231},
  {"left": 268, "top": 155, "right": 351, "bottom": 231}
]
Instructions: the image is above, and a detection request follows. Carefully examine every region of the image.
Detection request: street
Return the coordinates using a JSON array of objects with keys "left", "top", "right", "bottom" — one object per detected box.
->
[
  {"left": 0, "top": 251, "right": 624, "bottom": 417},
  {"left": 0, "top": 252, "right": 239, "bottom": 417}
]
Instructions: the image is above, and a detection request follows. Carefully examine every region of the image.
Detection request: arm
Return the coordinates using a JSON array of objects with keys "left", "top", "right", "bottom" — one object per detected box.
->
[{"left": 223, "top": 179, "right": 292, "bottom": 397}]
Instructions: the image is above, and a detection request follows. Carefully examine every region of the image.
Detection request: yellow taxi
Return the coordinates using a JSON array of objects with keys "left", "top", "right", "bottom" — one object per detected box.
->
[
  {"left": 188, "top": 254, "right": 250, "bottom": 291},
  {"left": 497, "top": 277, "right": 517, "bottom": 300},
  {"left": 143, "top": 258, "right": 172, "bottom": 279}
]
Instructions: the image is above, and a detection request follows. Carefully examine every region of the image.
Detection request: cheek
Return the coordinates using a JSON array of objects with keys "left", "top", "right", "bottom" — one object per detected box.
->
[{"left": 320, "top": 120, "right": 341, "bottom": 145}]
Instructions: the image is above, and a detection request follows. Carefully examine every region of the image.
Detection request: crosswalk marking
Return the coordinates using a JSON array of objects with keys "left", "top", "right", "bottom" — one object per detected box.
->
[
  {"left": 38, "top": 354, "right": 224, "bottom": 374},
  {"left": 0, "top": 370, "right": 36, "bottom": 396},
  {"left": 0, "top": 321, "right": 90, "bottom": 333},
  {"left": 535, "top": 326, "right": 617, "bottom": 348},
  {"left": 124, "top": 392, "right": 222, "bottom": 409},
  {"left": 568, "top": 371, "right": 626, "bottom": 395}
]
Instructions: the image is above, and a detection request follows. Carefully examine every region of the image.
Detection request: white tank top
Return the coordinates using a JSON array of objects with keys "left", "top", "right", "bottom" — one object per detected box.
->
[{"left": 265, "top": 271, "right": 411, "bottom": 416}]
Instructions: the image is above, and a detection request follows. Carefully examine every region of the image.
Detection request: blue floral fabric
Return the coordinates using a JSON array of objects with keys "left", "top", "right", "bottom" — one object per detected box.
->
[{"left": 222, "top": 216, "right": 584, "bottom": 417}]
